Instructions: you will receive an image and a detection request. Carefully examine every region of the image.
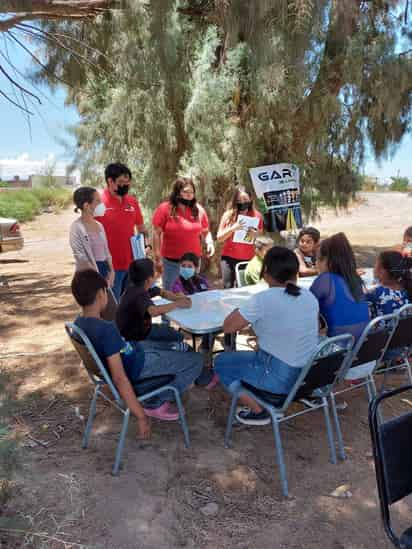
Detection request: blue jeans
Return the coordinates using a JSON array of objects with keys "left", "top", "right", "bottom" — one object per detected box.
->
[
  {"left": 131, "top": 343, "right": 203, "bottom": 408},
  {"left": 96, "top": 260, "right": 109, "bottom": 279},
  {"left": 141, "top": 324, "right": 184, "bottom": 351},
  {"left": 162, "top": 258, "right": 180, "bottom": 291},
  {"left": 113, "top": 270, "right": 128, "bottom": 301},
  {"left": 215, "top": 349, "right": 301, "bottom": 395}
]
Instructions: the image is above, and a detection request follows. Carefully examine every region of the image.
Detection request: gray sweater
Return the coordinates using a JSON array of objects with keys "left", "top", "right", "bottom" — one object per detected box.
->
[{"left": 69, "top": 218, "right": 111, "bottom": 272}]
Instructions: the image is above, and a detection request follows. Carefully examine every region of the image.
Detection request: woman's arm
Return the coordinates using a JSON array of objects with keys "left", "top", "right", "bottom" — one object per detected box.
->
[
  {"left": 69, "top": 224, "right": 96, "bottom": 271},
  {"left": 223, "top": 309, "right": 249, "bottom": 333},
  {"left": 107, "top": 354, "right": 151, "bottom": 439},
  {"left": 216, "top": 211, "right": 243, "bottom": 243},
  {"left": 152, "top": 226, "right": 162, "bottom": 259}
]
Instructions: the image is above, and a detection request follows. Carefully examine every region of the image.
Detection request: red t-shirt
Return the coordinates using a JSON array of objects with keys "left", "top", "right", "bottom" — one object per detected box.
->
[
  {"left": 152, "top": 201, "right": 209, "bottom": 259},
  {"left": 221, "top": 210, "right": 263, "bottom": 260},
  {"left": 96, "top": 188, "right": 144, "bottom": 270}
]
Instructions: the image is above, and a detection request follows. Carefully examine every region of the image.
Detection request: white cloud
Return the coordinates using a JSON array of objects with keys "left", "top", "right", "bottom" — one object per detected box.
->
[{"left": 0, "top": 153, "right": 75, "bottom": 179}]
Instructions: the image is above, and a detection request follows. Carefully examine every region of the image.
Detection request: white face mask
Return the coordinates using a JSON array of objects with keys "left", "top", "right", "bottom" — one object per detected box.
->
[{"left": 93, "top": 202, "right": 106, "bottom": 217}]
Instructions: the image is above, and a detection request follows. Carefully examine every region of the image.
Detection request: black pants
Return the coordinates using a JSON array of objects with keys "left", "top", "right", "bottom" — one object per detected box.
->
[{"left": 221, "top": 256, "right": 244, "bottom": 289}]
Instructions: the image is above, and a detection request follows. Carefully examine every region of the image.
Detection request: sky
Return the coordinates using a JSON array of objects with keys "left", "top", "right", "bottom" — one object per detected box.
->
[{"left": 0, "top": 33, "right": 410, "bottom": 183}]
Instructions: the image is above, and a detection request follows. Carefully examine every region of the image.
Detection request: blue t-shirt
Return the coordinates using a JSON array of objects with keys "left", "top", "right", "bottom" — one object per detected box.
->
[
  {"left": 366, "top": 286, "right": 409, "bottom": 317},
  {"left": 310, "top": 272, "right": 369, "bottom": 340},
  {"left": 74, "top": 316, "right": 144, "bottom": 384}
]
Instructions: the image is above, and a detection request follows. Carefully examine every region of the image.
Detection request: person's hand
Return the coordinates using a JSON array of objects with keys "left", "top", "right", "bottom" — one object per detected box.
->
[
  {"left": 206, "top": 240, "right": 215, "bottom": 257},
  {"left": 173, "top": 292, "right": 186, "bottom": 299},
  {"left": 233, "top": 219, "right": 246, "bottom": 231},
  {"left": 176, "top": 296, "right": 192, "bottom": 309},
  {"left": 106, "top": 270, "right": 115, "bottom": 288},
  {"left": 154, "top": 256, "right": 163, "bottom": 274},
  {"left": 136, "top": 416, "right": 151, "bottom": 440}
]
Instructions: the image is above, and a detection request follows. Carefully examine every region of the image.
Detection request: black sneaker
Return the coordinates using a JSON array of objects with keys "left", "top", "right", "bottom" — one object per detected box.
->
[
  {"left": 236, "top": 409, "right": 271, "bottom": 426},
  {"left": 299, "top": 397, "right": 323, "bottom": 408}
]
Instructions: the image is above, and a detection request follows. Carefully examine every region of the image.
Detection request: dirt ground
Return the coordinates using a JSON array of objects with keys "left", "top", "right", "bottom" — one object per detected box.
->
[{"left": 1, "top": 192, "right": 412, "bottom": 549}]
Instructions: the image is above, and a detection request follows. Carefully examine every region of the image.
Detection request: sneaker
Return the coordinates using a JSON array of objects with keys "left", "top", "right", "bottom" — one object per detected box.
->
[
  {"left": 171, "top": 341, "right": 190, "bottom": 352},
  {"left": 236, "top": 409, "right": 271, "bottom": 426},
  {"left": 300, "top": 397, "right": 323, "bottom": 408},
  {"left": 144, "top": 402, "right": 179, "bottom": 421},
  {"left": 335, "top": 400, "right": 348, "bottom": 411}
]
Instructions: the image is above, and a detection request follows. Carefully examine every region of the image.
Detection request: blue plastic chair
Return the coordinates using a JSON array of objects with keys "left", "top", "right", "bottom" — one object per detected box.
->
[
  {"left": 65, "top": 322, "right": 190, "bottom": 475},
  {"left": 223, "top": 334, "right": 354, "bottom": 497}
]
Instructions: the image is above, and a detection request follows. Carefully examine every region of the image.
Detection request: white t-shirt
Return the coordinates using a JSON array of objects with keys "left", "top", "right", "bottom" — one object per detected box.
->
[{"left": 239, "top": 286, "right": 319, "bottom": 367}]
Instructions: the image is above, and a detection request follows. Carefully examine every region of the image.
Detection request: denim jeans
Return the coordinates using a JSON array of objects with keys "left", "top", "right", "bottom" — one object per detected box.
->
[
  {"left": 113, "top": 270, "right": 128, "bottom": 301},
  {"left": 131, "top": 343, "right": 203, "bottom": 408},
  {"left": 142, "top": 324, "right": 184, "bottom": 351},
  {"left": 214, "top": 349, "right": 301, "bottom": 395},
  {"left": 96, "top": 260, "right": 109, "bottom": 279},
  {"left": 162, "top": 258, "right": 180, "bottom": 291}
]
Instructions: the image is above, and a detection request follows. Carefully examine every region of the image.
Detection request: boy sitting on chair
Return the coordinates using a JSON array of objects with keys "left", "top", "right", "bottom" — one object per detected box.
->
[{"left": 71, "top": 270, "right": 203, "bottom": 433}]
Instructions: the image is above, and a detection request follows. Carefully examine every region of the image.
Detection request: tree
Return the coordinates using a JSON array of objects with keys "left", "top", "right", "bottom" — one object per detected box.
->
[
  {"left": 390, "top": 175, "right": 410, "bottom": 192},
  {"left": 11, "top": 1, "right": 412, "bottom": 223}
]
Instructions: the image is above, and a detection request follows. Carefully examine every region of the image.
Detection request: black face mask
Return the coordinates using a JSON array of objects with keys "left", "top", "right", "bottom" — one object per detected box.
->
[
  {"left": 115, "top": 185, "right": 130, "bottom": 196},
  {"left": 179, "top": 197, "right": 195, "bottom": 207},
  {"left": 237, "top": 202, "right": 251, "bottom": 212}
]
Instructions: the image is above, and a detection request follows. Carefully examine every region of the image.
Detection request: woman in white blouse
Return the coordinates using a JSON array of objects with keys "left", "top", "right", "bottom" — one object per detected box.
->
[{"left": 69, "top": 187, "right": 114, "bottom": 288}]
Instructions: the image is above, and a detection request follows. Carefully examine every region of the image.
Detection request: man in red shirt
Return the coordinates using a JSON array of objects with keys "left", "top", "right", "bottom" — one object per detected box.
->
[{"left": 96, "top": 163, "right": 147, "bottom": 300}]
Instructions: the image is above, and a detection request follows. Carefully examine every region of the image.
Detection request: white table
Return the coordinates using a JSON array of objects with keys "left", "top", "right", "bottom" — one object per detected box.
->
[{"left": 161, "top": 268, "right": 374, "bottom": 336}]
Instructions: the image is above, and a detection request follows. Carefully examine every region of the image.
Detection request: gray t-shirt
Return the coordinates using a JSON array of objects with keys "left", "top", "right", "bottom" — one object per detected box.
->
[{"left": 239, "top": 286, "right": 319, "bottom": 367}]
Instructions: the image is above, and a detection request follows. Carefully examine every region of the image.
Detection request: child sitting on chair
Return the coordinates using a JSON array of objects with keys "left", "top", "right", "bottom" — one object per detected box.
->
[
  {"left": 72, "top": 269, "right": 203, "bottom": 429},
  {"left": 116, "top": 258, "right": 217, "bottom": 388},
  {"left": 244, "top": 236, "right": 274, "bottom": 285},
  {"left": 366, "top": 251, "right": 412, "bottom": 316},
  {"left": 117, "top": 258, "right": 191, "bottom": 351},
  {"left": 171, "top": 252, "right": 210, "bottom": 295},
  {"left": 294, "top": 227, "right": 320, "bottom": 277}
]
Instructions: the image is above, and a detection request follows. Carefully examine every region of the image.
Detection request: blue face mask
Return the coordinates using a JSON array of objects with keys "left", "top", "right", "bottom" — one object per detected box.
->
[{"left": 180, "top": 267, "right": 195, "bottom": 280}]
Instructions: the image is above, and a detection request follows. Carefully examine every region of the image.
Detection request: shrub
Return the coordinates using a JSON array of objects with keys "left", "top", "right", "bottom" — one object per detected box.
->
[{"left": 0, "top": 187, "right": 72, "bottom": 222}]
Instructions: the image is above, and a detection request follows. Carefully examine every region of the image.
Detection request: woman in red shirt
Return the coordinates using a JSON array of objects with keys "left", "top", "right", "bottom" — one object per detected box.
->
[
  {"left": 217, "top": 188, "right": 263, "bottom": 288},
  {"left": 152, "top": 178, "right": 215, "bottom": 290}
]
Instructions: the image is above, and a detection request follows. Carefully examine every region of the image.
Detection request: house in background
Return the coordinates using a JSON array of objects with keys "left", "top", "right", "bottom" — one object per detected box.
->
[{"left": 1, "top": 174, "right": 76, "bottom": 188}]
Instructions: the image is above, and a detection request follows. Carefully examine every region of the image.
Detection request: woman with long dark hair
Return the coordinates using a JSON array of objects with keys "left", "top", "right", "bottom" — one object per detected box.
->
[
  {"left": 215, "top": 247, "right": 319, "bottom": 425},
  {"left": 217, "top": 187, "right": 263, "bottom": 288},
  {"left": 310, "top": 232, "right": 369, "bottom": 340},
  {"left": 152, "top": 177, "right": 214, "bottom": 290}
]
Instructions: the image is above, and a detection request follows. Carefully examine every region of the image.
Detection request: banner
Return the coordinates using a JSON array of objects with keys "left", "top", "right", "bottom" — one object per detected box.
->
[{"left": 249, "top": 163, "right": 303, "bottom": 232}]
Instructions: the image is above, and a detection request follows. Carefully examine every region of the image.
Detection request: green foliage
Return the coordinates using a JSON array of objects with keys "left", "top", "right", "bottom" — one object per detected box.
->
[
  {"left": 0, "top": 188, "right": 72, "bottom": 222},
  {"left": 390, "top": 176, "right": 410, "bottom": 192},
  {"left": 32, "top": 0, "right": 412, "bottom": 222}
]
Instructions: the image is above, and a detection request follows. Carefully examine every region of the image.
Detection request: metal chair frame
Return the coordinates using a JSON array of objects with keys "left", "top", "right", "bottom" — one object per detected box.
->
[
  {"left": 378, "top": 304, "right": 412, "bottom": 388},
  {"left": 328, "top": 313, "right": 398, "bottom": 460},
  {"left": 369, "top": 385, "right": 412, "bottom": 548},
  {"left": 223, "top": 334, "right": 354, "bottom": 497},
  {"left": 235, "top": 261, "right": 249, "bottom": 288},
  {"left": 65, "top": 322, "right": 190, "bottom": 475}
]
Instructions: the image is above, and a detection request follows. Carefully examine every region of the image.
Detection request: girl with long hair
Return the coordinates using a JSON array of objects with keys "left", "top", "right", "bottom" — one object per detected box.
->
[
  {"left": 215, "top": 247, "right": 319, "bottom": 425},
  {"left": 152, "top": 177, "right": 214, "bottom": 290},
  {"left": 310, "top": 232, "right": 369, "bottom": 340},
  {"left": 217, "top": 187, "right": 263, "bottom": 288}
]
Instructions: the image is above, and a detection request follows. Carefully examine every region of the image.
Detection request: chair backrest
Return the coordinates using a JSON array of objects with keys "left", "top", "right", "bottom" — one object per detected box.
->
[
  {"left": 387, "top": 304, "right": 412, "bottom": 351},
  {"left": 235, "top": 261, "right": 249, "bottom": 287},
  {"left": 101, "top": 288, "right": 118, "bottom": 322},
  {"left": 344, "top": 314, "right": 398, "bottom": 375},
  {"left": 284, "top": 334, "right": 354, "bottom": 408},
  {"left": 65, "top": 322, "right": 121, "bottom": 402},
  {"left": 369, "top": 385, "right": 412, "bottom": 546}
]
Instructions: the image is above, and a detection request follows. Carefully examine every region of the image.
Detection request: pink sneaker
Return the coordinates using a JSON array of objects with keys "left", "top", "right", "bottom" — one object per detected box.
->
[
  {"left": 205, "top": 373, "right": 219, "bottom": 391},
  {"left": 144, "top": 402, "right": 179, "bottom": 421}
]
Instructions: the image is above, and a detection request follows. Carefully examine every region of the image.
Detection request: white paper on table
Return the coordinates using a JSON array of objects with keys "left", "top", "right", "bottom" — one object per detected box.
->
[{"left": 233, "top": 215, "right": 259, "bottom": 244}]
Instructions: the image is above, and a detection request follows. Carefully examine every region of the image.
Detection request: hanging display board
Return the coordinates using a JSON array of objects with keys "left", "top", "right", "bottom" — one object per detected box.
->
[{"left": 249, "top": 163, "right": 303, "bottom": 232}]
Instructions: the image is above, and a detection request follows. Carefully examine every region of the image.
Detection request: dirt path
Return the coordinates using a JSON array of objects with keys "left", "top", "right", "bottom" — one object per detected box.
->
[{"left": 0, "top": 194, "right": 409, "bottom": 548}]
